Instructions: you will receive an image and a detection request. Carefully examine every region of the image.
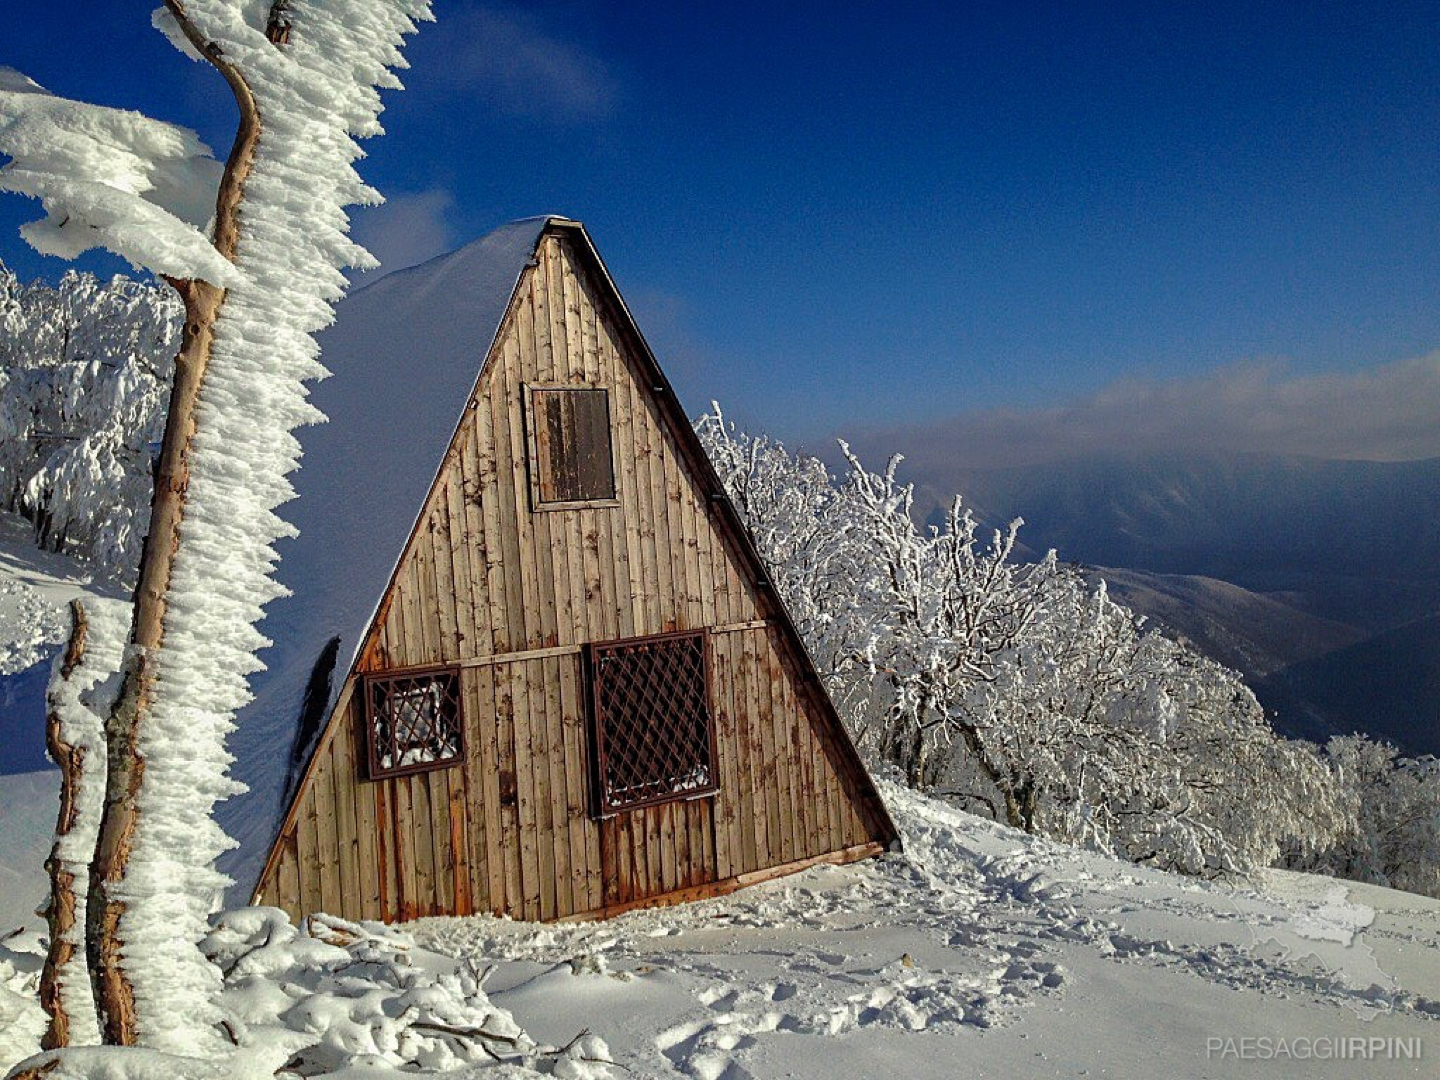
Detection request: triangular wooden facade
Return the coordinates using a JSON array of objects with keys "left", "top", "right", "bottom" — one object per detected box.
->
[{"left": 255, "top": 219, "right": 898, "bottom": 922}]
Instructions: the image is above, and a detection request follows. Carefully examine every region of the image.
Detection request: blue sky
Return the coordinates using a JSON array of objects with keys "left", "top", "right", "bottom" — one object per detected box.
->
[{"left": 3, "top": 2, "right": 1439, "bottom": 458}]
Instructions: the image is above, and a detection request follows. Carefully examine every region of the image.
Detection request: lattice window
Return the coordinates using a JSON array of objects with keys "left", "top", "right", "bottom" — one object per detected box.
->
[
  {"left": 526, "top": 385, "right": 617, "bottom": 508},
  {"left": 588, "top": 631, "right": 718, "bottom": 815},
  {"left": 364, "top": 668, "right": 464, "bottom": 779}
]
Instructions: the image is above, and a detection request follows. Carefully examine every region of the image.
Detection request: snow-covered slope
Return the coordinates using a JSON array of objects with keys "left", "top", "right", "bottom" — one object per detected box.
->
[
  {"left": 4, "top": 778, "right": 1436, "bottom": 1078},
  {"left": 408, "top": 782, "right": 1439, "bottom": 1079}
]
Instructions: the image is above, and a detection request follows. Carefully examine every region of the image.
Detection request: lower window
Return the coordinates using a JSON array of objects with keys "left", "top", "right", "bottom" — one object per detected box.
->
[
  {"left": 363, "top": 667, "right": 464, "bottom": 779},
  {"left": 587, "top": 630, "right": 718, "bottom": 815}
]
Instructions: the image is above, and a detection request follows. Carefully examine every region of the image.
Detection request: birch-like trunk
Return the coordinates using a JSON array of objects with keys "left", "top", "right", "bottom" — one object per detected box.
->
[
  {"left": 38, "top": 601, "right": 88, "bottom": 1050},
  {"left": 83, "top": 0, "right": 279, "bottom": 1045}
]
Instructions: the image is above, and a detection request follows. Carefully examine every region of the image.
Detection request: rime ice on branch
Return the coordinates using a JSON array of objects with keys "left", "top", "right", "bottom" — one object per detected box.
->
[{"left": 0, "top": 0, "right": 432, "bottom": 1054}]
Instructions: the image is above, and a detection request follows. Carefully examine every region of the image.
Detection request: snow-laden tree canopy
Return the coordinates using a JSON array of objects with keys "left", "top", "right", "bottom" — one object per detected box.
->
[
  {"left": 696, "top": 407, "right": 1429, "bottom": 885},
  {"left": 0, "top": 262, "right": 179, "bottom": 576}
]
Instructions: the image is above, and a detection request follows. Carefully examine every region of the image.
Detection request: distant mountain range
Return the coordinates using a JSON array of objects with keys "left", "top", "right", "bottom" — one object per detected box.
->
[{"left": 907, "top": 453, "right": 1440, "bottom": 755}]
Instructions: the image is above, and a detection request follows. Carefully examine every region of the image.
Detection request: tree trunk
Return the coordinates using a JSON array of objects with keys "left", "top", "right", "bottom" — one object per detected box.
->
[
  {"left": 84, "top": 0, "right": 265, "bottom": 1045},
  {"left": 39, "top": 601, "right": 88, "bottom": 1050}
]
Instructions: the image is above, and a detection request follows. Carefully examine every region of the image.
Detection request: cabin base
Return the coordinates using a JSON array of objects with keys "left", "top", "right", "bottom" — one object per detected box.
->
[{"left": 555, "top": 839, "right": 892, "bottom": 923}]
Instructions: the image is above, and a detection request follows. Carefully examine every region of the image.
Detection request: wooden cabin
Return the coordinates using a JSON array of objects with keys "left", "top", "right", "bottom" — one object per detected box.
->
[{"left": 216, "top": 216, "right": 898, "bottom": 924}]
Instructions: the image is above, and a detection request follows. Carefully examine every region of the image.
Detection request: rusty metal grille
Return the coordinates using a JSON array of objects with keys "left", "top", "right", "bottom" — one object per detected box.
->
[
  {"left": 363, "top": 667, "right": 464, "bottom": 780},
  {"left": 588, "top": 631, "right": 718, "bottom": 815}
]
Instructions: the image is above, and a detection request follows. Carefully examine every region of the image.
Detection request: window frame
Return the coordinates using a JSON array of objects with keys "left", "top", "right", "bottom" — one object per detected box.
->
[
  {"left": 361, "top": 665, "right": 466, "bottom": 781},
  {"left": 585, "top": 629, "right": 720, "bottom": 818},
  {"left": 522, "top": 382, "right": 621, "bottom": 512}
]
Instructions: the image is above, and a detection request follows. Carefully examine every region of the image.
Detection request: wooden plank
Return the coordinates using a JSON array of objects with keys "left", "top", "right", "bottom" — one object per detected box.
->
[
  {"left": 430, "top": 497, "right": 461, "bottom": 663},
  {"left": 539, "top": 256, "right": 594, "bottom": 646},
  {"left": 781, "top": 648, "right": 824, "bottom": 860},
  {"left": 726, "top": 631, "right": 759, "bottom": 875},
  {"left": 448, "top": 776, "right": 473, "bottom": 916},
  {"left": 475, "top": 665, "right": 508, "bottom": 913},
  {"left": 346, "top": 745, "right": 383, "bottom": 921},
  {"left": 672, "top": 461, "right": 705, "bottom": 630},
  {"left": 461, "top": 672, "right": 492, "bottom": 914},
  {"left": 471, "top": 379, "right": 510, "bottom": 656},
  {"left": 602, "top": 326, "right": 650, "bottom": 636},
  {"left": 690, "top": 475, "right": 719, "bottom": 629},
  {"left": 297, "top": 773, "right": 323, "bottom": 917},
  {"left": 500, "top": 327, "right": 546, "bottom": 651},
  {"left": 558, "top": 654, "right": 596, "bottom": 915},
  {"left": 426, "top": 768, "right": 455, "bottom": 915},
  {"left": 630, "top": 353, "right": 675, "bottom": 632},
  {"left": 391, "top": 777, "right": 417, "bottom": 920},
  {"left": 276, "top": 832, "right": 301, "bottom": 921},
  {"left": 515, "top": 278, "right": 566, "bottom": 650},
  {"left": 408, "top": 772, "right": 436, "bottom": 917},
  {"left": 816, "top": 684, "right": 846, "bottom": 854},
  {"left": 411, "top": 529, "right": 441, "bottom": 665},
  {"left": 486, "top": 320, "right": 529, "bottom": 653},
  {"left": 646, "top": 803, "right": 665, "bottom": 899},
  {"left": 330, "top": 718, "right": 364, "bottom": 920},
  {"left": 509, "top": 663, "right": 542, "bottom": 920},
  {"left": 532, "top": 656, "right": 565, "bottom": 921},
  {"left": 375, "top": 781, "right": 396, "bottom": 922},
  {"left": 740, "top": 629, "right": 776, "bottom": 870},
  {"left": 442, "top": 451, "right": 480, "bottom": 660},
  {"left": 708, "top": 638, "right": 735, "bottom": 880},
  {"left": 765, "top": 631, "right": 801, "bottom": 865},
  {"left": 666, "top": 801, "right": 685, "bottom": 894},
  {"left": 314, "top": 749, "right": 344, "bottom": 916}
]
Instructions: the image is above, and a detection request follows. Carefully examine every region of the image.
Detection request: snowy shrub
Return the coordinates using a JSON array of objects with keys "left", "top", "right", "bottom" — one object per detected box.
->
[
  {"left": 0, "top": 260, "right": 178, "bottom": 580},
  {"left": 697, "top": 407, "right": 1367, "bottom": 881},
  {"left": 1292, "top": 736, "right": 1440, "bottom": 899}
]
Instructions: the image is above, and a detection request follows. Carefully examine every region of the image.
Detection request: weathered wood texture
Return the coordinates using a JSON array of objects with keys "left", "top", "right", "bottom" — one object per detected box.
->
[{"left": 257, "top": 229, "right": 893, "bottom": 922}]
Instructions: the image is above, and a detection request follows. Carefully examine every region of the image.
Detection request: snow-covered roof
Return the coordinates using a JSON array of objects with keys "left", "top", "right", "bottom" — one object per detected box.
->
[{"left": 217, "top": 216, "right": 559, "bottom": 901}]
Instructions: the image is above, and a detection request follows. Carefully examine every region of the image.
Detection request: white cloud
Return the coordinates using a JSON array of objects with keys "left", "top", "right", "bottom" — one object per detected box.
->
[
  {"left": 846, "top": 354, "right": 1440, "bottom": 472},
  {"left": 350, "top": 188, "right": 456, "bottom": 276},
  {"left": 428, "top": 4, "right": 619, "bottom": 123}
]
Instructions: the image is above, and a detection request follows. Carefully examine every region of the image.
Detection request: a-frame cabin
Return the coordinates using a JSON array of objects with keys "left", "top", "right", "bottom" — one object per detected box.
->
[{"left": 216, "top": 216, "right": 898, "bottom": 923}]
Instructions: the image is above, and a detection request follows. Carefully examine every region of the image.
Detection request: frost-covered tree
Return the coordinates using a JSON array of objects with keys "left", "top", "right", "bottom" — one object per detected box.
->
[
  {"left": 697, "top": 408, "right": 1361, "bottom": 881},
  {"left": 0, "top": 263, "right": 178, "bottom": 578},
  {"left": 1296, "top": 736, "right": 1440, "bottom": 899},
  {"left": 0, "top": 0, "right": 431, "bottom": 1057}
]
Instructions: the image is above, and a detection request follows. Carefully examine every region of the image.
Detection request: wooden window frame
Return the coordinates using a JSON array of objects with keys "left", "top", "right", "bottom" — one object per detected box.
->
[
  {"left": 362, "top": 665, "right": 466, "bottom": 781},
  {"left": 585, "top": 629, "right": 720, "bottom": 818},
  {"left": 522, "top": 382, "right": 621, "bottom": 512}
]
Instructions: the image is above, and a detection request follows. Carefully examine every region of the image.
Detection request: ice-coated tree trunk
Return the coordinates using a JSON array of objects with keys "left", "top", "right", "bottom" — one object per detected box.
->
[
  {"left": 84, "top": 0, "right": 276, "bottom": 1046},
  {"left": 39, "top": 601, "right": 88, "bottom": 1050}
]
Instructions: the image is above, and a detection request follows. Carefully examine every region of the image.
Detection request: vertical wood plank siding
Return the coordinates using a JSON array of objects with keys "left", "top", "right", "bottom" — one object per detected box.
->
[{"left": 259, "top": 232, "right": 892, "bottom": 922}]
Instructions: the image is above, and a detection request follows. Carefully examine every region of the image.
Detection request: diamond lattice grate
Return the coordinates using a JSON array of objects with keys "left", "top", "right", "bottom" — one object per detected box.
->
[
  {"left": 365, "top": 668, "right": 464, "bottom": 779},
  {"left": 590, "top": 632, "right": 716, "bottom": 813}
]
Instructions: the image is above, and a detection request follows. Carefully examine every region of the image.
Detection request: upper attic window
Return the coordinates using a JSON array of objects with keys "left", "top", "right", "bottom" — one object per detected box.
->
[{"left": 525, "top": 385, "right": 618, "bottom": 509}]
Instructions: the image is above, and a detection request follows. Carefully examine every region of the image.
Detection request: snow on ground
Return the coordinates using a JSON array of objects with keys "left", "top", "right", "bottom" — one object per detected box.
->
[
  {"left": 414, "top": 785, "right": 1440, "bottom": 1080},
  {"left": 1, "top": 513, "right": 1437, "bottom": 1078}
]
